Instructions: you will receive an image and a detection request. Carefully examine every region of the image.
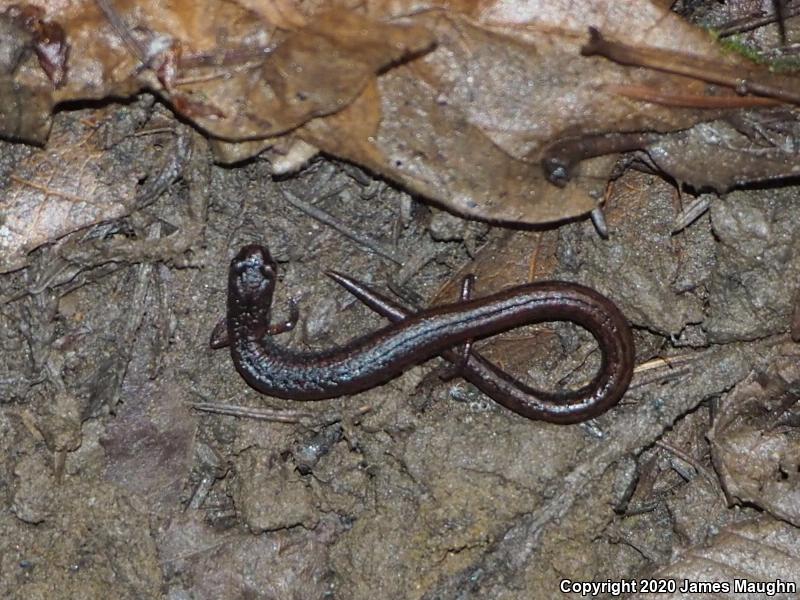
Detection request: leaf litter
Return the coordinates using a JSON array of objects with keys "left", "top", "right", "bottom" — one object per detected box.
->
[
  {"left": 1, "top": 0, "right": 799, "bottom": 230},
  {"left": 0, "top": 0, "right": 800, "bottom": 598}
]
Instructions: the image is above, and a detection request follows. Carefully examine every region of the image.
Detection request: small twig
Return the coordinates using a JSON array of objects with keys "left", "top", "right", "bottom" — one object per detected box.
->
[
  {"left": 94, "top": 0, "right": 148, "bottom": 66},
  {"left": 634, "top": 353, "right": 705, "bottom": 374},
  {"left": 768, "top": 41, "right": 800, "bottom": 55},
  {"left": 655, "top": 440, "right": 727, "bottom": 505},
  {"left": 628, "top": 366, "right": 692, "bottom": 394},
  {"left": 582, "top": 27, "right": 800, "bottom": 105},
  {"left": 188, "top": 400, "right": 372, "bottom": 427},
  {"left": 189, "top": 401, "right": 314, "bottom": 423},
  {"left": 716, "top": 1, "right": 800, "bottom": 38},
  {"left": 590, "top": 206, "right": 609, "bottom": 239},
  {"left": 672, "top": 195, "right": 711, "bottom": 234},
  {"left": 604, "top": 83, "right": 781, "bottom": 108},
  {"left": 280, "top": 188, "right": 402, "bottom": 265},
  {"left": 775, "top": 0, "right": 789, "bottom": 44}
]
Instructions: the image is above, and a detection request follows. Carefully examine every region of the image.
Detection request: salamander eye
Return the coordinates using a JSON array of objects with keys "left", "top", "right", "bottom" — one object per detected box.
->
[{"left": 233, "top": 259, "right": 252, "bottom": 275}]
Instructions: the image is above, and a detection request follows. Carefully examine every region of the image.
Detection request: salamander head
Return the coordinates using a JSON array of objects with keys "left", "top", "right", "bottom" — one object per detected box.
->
[{"left": 229, "top": 244, "right": 277, "bottom": 312}]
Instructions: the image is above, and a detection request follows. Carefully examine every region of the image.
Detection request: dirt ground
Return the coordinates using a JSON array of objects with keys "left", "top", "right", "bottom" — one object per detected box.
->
[
  {"left": 2, "top": 3, "right": 800, "bottom": 596},
  {"left": 1, "top": 100, "right": 799, "bottom": 599}
]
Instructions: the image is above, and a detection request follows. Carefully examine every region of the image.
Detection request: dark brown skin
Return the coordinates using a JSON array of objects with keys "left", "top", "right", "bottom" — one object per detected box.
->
[
  {"left": 213, "top": 244, "right": 635, "bottom": 424},
  {"left": 326, "top": 271, "right": 636, "bottom": 423}
]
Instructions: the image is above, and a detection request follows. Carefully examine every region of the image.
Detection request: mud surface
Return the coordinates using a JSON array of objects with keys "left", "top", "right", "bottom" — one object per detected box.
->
[{"left": 2, "top": 106, "right": 800, "bottom": 599}]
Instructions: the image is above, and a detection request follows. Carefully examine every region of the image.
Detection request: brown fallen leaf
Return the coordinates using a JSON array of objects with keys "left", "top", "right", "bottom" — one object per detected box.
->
[
  {"left": 626, "top": 517, "right": 800, "bottom": 599},
  {"left": 0, "top": 105, "right": 184, "bottom": 274},
  {"left": 170, "top": 10, "right": 435, "bottom": 140},
  {"left": 0, "top": 121, "right": 136, "bottom": 273},
  {"left": 708, "top": 343, "right": 800, "bottom": 527},
  {"left": 643, "top": 113, "right": 800, "bottom": 190},
  {"left": 295, "top": 4, "right": 763, "bottom": 222}
]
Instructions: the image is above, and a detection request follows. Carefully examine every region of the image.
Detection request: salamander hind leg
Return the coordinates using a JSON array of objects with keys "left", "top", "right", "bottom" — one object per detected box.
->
[{"left": 439, "top": 274, "right": 476, "bottom": 381}]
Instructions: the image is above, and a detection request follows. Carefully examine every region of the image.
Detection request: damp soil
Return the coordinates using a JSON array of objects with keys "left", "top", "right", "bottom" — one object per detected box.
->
[{"left": 2, "top": 98, "right": 800, "bottom": 600}]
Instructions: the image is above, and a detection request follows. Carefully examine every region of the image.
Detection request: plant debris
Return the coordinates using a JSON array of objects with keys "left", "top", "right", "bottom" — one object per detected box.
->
[{"left": 1, "top": 0, "right": 799, "bottom": 225}]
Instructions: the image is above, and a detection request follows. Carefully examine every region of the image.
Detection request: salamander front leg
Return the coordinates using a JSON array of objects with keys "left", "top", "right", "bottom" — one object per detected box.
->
[
  {"left": 209, "top": 298, "right": 300, "bottom": 349},
  {"left": 268, "top": 297, "right": 299, "bottom": 335},
  {"left": 209, "top": 318, "right": 229, "bottom": 349}
]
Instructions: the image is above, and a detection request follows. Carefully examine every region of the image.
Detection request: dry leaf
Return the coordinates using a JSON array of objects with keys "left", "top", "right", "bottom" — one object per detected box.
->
[
  {"left": 1, "top": 0, "right": 798, "bottom": 224},
  {"left": 1, "top": 120, "right": 136, "bottom": 272},
  {"left": 708, "top": 344, "right": 800, "bottom": 527},
  {"left": 172, "top": 10, "right": 435, "bottom": 140},
  {"left": 627, "top": 517, "right": 800, "bottom": 599},
  {"left": 0, "top": 106, "right": 180, "bottom": 273},
  {"left": 644, "top": 114, "right": 800, "bottom": 190},
  {"left": 297, "top": 3, "right": 760, "bottom": 222}
]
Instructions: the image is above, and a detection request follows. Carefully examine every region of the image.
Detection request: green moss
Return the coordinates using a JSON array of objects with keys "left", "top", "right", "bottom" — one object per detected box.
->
[
  {"left": 708, "top": 30, "right": 800, "bottom": 72},
  {"left": 716, "top": 34, "right": 766, "bottom": 63}
]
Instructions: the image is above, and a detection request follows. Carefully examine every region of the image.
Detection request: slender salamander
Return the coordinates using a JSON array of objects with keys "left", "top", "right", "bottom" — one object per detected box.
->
[{"left": 212, "top": 244, "right": 635, "bottom": 424}]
